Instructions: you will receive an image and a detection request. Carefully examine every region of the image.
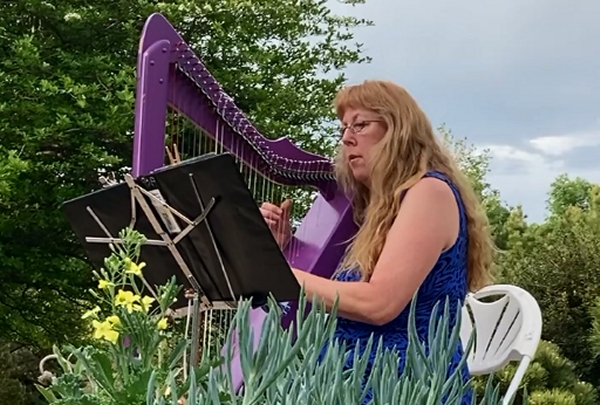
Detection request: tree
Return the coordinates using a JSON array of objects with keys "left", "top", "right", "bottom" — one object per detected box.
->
[
  {"left": 547, "top": 174, "right": 594, "bottom": 218},
  {"left": 0, "top": 0, "right": 371, "bottom": 350},
  {"left": 0, "top": 341, "right": 44, "bottom": 405},
  {"left": 500, "top": 180, "right": 600, "bottom": 387}
]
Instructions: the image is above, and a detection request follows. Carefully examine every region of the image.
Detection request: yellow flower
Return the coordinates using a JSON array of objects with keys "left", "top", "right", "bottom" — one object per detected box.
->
[
  {"left": 98, "top": 279, "right": 113, "bottom": 289},
  {"left": 140, "top": 296, "right": 155, "bottom": 312},
  {"left": 81, "top": 306, "right": 100, "bottom": 320},
  {"left": 115, "top": 289, "right": 141, "bottom": 313},
  {"left": 92, "top": 319, "right": 119, "bottom": 344},
  {"left": 106, "top": 315, "right": 121, "bottom": 326},
  {"left": 157, "top": 317, "right": 169, "bottom": 330},
  {"left": 124, "top": 258, "right": 146, "bottom": 277}
]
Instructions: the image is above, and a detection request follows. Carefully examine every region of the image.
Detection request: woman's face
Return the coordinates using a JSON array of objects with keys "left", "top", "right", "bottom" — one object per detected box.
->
[{"left": 340, "top": 107, "right": 387, "bottom": 185}]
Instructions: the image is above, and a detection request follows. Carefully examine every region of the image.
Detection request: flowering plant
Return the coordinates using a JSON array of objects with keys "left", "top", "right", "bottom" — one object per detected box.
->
[
  {"left": 37, "top": 227, "right": 524, "bottom": 404},
  {"left": 37, "top": 228, "right": 219, "bottom": 405}
]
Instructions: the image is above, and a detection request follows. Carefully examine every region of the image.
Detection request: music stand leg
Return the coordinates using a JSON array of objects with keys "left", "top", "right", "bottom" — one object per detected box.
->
[{"left": 189, "top": 291, "right": 201, "bottom": 370}]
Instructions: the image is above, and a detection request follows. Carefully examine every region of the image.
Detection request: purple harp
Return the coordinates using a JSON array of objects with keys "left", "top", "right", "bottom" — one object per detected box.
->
[{"left": 132, "top": 13, "right": 357, "bottom": 390}]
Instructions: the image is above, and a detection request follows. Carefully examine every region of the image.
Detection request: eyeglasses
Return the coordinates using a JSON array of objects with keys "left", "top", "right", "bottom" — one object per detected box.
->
[{"left": 338, "top": 120, "right": 380, "bottom": 137}]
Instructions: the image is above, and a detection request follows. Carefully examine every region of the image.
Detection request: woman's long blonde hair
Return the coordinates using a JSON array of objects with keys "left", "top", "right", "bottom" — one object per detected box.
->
[{"left": 334, "top": 80, "right": 494, "bottom": 292}]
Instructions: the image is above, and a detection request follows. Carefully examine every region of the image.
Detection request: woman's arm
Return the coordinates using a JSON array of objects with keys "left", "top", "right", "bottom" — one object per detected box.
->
[{"left": 292, "top": 177, "right": 460, "bottom": 326}]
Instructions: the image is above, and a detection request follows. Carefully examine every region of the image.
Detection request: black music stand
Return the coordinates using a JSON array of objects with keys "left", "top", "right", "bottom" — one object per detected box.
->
[{"left": 62, "top": 153, "right": 300, "bottom": 366}]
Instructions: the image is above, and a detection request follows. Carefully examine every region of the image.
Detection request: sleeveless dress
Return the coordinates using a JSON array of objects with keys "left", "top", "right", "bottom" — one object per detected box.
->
[{"left": 331, "top": 171, "right": 472, "bottom": 404}]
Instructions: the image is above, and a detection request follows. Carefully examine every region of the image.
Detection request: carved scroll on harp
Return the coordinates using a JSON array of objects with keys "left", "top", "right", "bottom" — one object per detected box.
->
[{"left": 131, "top": 13, "right": 358, "bottom": 390}]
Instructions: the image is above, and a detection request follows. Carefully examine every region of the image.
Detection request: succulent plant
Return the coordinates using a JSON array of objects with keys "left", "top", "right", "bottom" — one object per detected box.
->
[{"left": 36, "top": 228, "right": 523, "bottom": 405}]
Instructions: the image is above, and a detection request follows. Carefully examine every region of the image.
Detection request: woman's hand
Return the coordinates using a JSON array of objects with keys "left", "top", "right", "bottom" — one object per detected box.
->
[{"left": 260, "top": 199, "right": 293, "bottom": 248}]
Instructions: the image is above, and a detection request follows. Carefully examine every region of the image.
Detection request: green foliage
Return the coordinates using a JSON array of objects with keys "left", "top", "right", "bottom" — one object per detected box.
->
[
  {"left": 588, "top": 297, "right": 600, "bottom": 359},
  {"left": 38, "top": 230, "right": 515, "bottom": 405},
  {"left": 473, "top": 341, "right": 598, "bottom": 405},
  {"left": 0, "top": 341, "right": 45, "bottom": 405},
  {"left": 547, "top": 174, "right": 594, "bottom": 218},
  {"left": 36, "top": 228, "right": 214, "bottom": 405},
  {"left": 0, "top": 0, "right": 371, "bottom": 351},
  {"left": 0, "top": 148, "right": 29, "bottom": 199},
  {"left": 499, "top": 180, "right": 600, "bottom": 386}
]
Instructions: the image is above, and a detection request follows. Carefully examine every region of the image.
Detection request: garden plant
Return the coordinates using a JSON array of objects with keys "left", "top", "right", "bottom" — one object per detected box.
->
[{"left": 35, "top": 228, "right": 523, "bottom": 405}]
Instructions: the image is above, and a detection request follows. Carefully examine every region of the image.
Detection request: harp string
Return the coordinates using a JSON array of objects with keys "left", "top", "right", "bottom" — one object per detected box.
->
[{"left": 165, "top": 101, "right": 311, "bottom": 358}]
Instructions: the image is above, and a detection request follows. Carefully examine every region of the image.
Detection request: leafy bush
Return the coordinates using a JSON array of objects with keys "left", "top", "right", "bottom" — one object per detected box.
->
[
  {"left": 37, "top": 228, "right": 519, "bottom": 404},
  {"left": 499, "top": 185, "right": 600, "bottom": 387},
  {"left": 473, "top": 340, "right": 597, "bottom": 405},
  {"left": 0, "top": 340, "right": 45, "bottom": 405}
]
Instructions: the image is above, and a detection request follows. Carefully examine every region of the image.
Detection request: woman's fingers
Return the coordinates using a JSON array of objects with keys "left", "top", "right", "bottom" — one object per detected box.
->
[
  {"left": 260, "top": 207, "right": 281, "bottom": 221},
  {"left": 263, "top": 218, "right": 276, "bottom": 227},
  {"left": 260, "top": 202, "right": 283, "bottom": 220},
  {"left": 261, "top": 202, "right": 292, "bottom": 240},
  {"left": 280, "top": 199, "right": 292, "bottom": 219},
  {"left": 261, "top": 202, "right": 282, "bottom": 214}
]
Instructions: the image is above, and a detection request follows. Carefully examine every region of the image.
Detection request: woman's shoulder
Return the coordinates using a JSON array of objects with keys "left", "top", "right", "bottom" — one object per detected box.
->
[
  {"left": 411, "top": 171, "right": 464, "bottom": 210},
  {"left": 402, "top": 173, "right": 457, "bottom": 208},
  {"left": 422, "top": 170, "right": 453, "bottom": 185}
]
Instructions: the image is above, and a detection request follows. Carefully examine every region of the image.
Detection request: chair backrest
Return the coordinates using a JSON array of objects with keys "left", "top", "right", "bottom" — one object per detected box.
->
[{"left": 460, "top": 284, "right": 543, "bottom": 375}]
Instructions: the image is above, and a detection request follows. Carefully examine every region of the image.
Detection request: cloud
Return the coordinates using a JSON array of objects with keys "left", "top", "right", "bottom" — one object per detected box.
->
[
  {"left": 483, "top": 143, "right": 563, "bottom": 177},
  {"left": 529, "top": 132, "right": 600, "bottom": 156},
  {"left": 483, "top": 142, "right": 600, "bottom": 222},
  {"left": 486, "top": 145, "right": 548, "bottom": 167},
  {"left": 481, "top": 144, "right": 551, "bottom": 221},
  {"left": 328, "top": 0, "right": 600, "bottom": 147}
]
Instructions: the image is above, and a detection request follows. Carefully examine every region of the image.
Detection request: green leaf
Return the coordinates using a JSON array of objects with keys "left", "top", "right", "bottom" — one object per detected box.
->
[
  {"left": 89, "top": 350, "right": 116, "bottom": 388},
  {"left": 36, "top": 385, "right": 59, "bottom": 403},
  {"left": 167, "top": 339, "right": 188, "bottom": 370}
]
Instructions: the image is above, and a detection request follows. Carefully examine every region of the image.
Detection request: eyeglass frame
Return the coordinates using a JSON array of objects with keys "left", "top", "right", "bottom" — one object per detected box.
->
[{"left": 338, "top": 120, "right": 382, "bottom": 138}]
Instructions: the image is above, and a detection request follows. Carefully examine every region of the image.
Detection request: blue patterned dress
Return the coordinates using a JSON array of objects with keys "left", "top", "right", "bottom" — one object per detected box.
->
[{"left": 332, "top": 171, "right": 472, "bottom": 404}]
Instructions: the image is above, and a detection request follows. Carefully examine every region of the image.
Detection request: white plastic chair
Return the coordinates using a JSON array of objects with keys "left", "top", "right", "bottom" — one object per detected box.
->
[{"left": 460, "top": 284, "right": 542, "bottom": 405}]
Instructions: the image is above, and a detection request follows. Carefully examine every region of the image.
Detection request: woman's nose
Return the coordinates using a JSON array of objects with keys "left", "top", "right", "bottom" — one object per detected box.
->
[{"left": 341, "top": 130, "right": 356, "bottom": 146}]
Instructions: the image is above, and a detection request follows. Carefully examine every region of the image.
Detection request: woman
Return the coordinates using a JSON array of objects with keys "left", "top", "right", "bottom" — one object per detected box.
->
[{"left": 260, "top": 80, "right": 494, "bottom": 403}]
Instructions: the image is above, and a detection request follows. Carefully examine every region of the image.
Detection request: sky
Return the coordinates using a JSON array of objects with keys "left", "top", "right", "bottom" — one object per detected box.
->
[{"left": 328, "top": 0, "right": 600, "bottom": 223}]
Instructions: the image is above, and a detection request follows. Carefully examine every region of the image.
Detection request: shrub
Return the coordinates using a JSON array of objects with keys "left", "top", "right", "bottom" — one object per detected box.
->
[
  {"left": 498, "top": 184, "right": 600, "bottom": 387},
  {"left": 473, "top": 340, "right": 597, "bottom": 405},
  {"left": 0, "top": 341, "right": 44, "bottom": 405}
]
